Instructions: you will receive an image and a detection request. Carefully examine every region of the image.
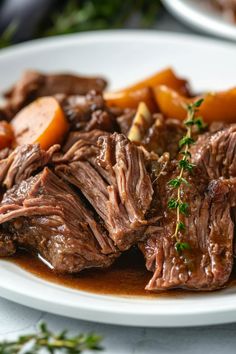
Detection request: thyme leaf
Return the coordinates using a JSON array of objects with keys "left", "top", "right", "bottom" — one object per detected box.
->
[
  {"left": 179, "top": 202, "right": 189, "bottom": 216},
  {"left": 175, "top": 242, "right": 191, "bottom": 253},
  {"left": 168, "top": 178, "right": 181, "bottom": 188},
  {"left": 177, "top": 221, "right": 186, "bottom": 231},
  {"left": 178, "top": 159, "right": 196, "bottom": 172},
  {"left": 167, "top": 198, "right": 179, "bottom": 209},
  {"left": 179, "top": 136, "right": 194, "bottom": 148},
  {"left": 192, "top": 98, "right": 204, "bottom": 108}
]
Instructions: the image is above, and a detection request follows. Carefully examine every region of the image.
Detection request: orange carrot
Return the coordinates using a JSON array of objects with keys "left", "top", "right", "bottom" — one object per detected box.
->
[
  {"left": 154, "top": 85, "right": 236, "bottom": 123},
  {"left": 104, "top": 87, "right": 157, "bottom": 112},
  {"left": 0, "top": 121, "right": 14, "bottom": 149},
  {"left": 115, "top": 68, "right": 189, "bottom": 96},
  {"left": 11, "top": 96, "right": 69, "bottom": 150}
]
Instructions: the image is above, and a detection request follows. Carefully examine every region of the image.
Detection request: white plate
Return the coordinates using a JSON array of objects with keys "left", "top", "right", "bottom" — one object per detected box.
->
[
  {"left": 162, "top": 0, "right": 236, "bottom": 41},
  {"left": 1, "top": 31, "right": 236, "bottom": 327}
]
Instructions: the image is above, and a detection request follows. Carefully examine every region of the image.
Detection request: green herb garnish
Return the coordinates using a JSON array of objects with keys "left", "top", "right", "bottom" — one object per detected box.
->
[
  {"left": 0, "top": 322, "right": 103, "bottom": 354},
  {"left": 168, "top": 98, "right": 204, "bottom": 253},
  {"left": 44, "top": 0, "right": 162, "bottom": 37},
  {"left": 0, "top": 1, "right": 162, "bottom": 49},
  {"left": 0, "top": 22, "right": 17, "bottom": 49}
]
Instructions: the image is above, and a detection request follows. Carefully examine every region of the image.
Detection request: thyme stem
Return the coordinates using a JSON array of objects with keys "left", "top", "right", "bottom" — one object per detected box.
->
[
  {"left": 168, "top": 98, "right": 204, "bottom": 252},
  {"left": 173, "top": 105, "right": 193, "bottom": 242}
]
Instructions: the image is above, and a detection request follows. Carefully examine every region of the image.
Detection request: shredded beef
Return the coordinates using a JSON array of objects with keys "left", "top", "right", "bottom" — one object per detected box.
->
[
  {"left": 0, "top": 168, "right": 118, "bottom": 272},
  {"left": 140, "top": 126, "right": 236, "bottom": 291},
  {"left": 141, "top": 115, "right": 185, "bottom": 158},
  {"left": 0, "top": 144, "right": 60, "bottom": 189},
  {"left": 54, "top": 132, "right": 154, "bottom": 250},
  {"left": 190, "top": 124, "right": 236, "bottom": 180}
]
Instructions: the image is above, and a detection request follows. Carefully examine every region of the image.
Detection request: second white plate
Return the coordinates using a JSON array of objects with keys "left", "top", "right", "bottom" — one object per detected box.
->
[{"left": 162, "top": 0, "right": 236, "bottom": 41}]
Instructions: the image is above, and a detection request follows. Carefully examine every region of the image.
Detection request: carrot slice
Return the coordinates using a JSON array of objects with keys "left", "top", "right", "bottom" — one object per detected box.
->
[
  {"left": 115, "top": 68, "right": 189, "bottom": 96},
  {"left": 104, "top": 87, "right": 157, "bottom": 112},
  {"left": 154, "top": 85, "right": 236, "bottom": 123},
  {"left": 11, "top": 96, "right": 69, "bottom": 150},
  {"left": 0, "top": 121, "right": 14, "bottom": 149}
]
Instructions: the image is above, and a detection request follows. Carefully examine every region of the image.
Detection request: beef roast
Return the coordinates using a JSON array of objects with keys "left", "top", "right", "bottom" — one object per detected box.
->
[
  {"left": 140, "top": 125, "right": 236, "bottom": 291},
  {"left": 55, "top": 132, "right": 154, "bottom": 250},
  {"left": 190, "top": 124, "right": 236, "bottom": 179},
  {"left": 0, "top": 143, "right": 60, "bottom": 189},
  {"left": 3, "top": 71, "right": 107, "bottom": 118},
  {"left": 63, "top": 129, "right": 108, "bottom": 152},
  {"left": 56, "top": 91, "right": 117, "bottom": 132},
  {"left": 141, "top": 116, "right": 185, "bottom": 158},
  {"left": 0, "top": 168, "right": 118, "bottom": 272},
  {"left": 116, "top": 109, "right": 135, "bottom": 135}
]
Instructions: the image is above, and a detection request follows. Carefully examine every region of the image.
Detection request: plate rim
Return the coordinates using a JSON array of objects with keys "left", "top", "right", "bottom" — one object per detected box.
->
[
  {"left": 1, "top": 30, "right": 236, "bottom": 327},
  {"left": 1, "top": 29, "right": 236, "bottom": 59},
  {"left": 2, "top": 259, "right": 236, "bottom": 328}
]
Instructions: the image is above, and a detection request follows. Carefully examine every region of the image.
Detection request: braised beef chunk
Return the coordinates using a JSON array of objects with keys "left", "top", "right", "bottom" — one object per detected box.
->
[
  {"left": 116, "top": 109, "right": 135, "bottom": 135},
  {"left": 0, "top": 232, "right": 16, "bottom": 257},
  {"left": 0, "top": 148, "right": 11, "bottom": 160},
  {"left": 141, "top": 172, "right": 236, "bottom": 291},
  {"left": 190, "top": 124, "right": 236, "bottom": 179},
  {"left": 0, "top": 144, "right": 60, "bottom": 189},
  {"left": 141, "top": 126, "right": 236, "bottom": 291},
  {"left": 55, "top": 132, "right": 153, "bottom": 250},
  {"left": 3, "top": 71, "right": 107, "bottom": 117},
  {"left": 0, "top": 168, "right": 118, "bottom": 272},
  {"left": 56, "top": 91, "right": 117, "bottom": 132},
  {"left": 141, "top": 116, "right": 185, "bottom": 158},
  {"left": 63, "top": 129, "right": 108, "bottom": 152}
]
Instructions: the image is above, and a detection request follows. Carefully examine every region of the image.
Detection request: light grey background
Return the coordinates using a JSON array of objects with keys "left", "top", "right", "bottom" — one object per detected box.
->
[{"left": 0, "top": 10, "right": 236, "bottom": 354}]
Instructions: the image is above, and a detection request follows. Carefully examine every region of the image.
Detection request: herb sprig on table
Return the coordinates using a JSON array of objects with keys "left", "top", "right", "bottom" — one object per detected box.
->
[
  {"left": 0, "top": 322, "right": 103, "bottom": 354},
  {"left": 0, "top": 0, "right": 162, "bottom": 48},
  {"left": 0, "top": 22, "right": 17, "bottom": 49},
  {"left": 167, "top": 99, "right": 205, "bottom": 253},
  {"left": 44, "top": 0, "right": 161, "bottom": 36}
]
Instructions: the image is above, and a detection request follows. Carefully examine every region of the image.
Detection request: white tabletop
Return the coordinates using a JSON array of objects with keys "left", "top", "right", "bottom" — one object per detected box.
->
[
  {"left": 0, "top": 10, "right": 235, "bottom": 354},
  {"left": 1, "top": 296, "right": 236, "bottom": 354}
]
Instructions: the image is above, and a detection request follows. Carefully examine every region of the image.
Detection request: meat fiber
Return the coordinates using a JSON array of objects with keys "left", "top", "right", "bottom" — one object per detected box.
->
[
  {"left": 55, "top": 131, "right": 154, "bottom": 250},
  {"left": 0, "top": 143, "right": 59, "bottom": 189},
  {"left": 140, "top": 125, "right": 236, "bottom": 291},
  {"left": 0, "top": 168, "right": 118, "bottom": 272}
]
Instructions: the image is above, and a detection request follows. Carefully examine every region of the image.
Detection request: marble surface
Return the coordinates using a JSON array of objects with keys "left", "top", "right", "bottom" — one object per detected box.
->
[
  {"left": 0, "top": 9, "right": 236, "bottom": 354},
  {"left": 1, "top": 296, "right": 236, "bottom": 353}
]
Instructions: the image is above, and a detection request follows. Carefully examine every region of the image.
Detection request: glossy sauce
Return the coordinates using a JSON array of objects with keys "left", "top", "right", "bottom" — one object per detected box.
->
[
  {"left": 6, "top": 248, "right": 236, "bottom": 297},
  {"left": 6, "top": 248, "right": 186, "bottom": 297}
]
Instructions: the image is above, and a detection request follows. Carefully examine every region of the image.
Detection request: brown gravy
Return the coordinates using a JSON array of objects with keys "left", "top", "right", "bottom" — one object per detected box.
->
[
  {"left": 5, "top": 248, "right": 184, "bottom": 297},
  {"left": 5, "top": 248, "right": 236, "bottom": 297}
]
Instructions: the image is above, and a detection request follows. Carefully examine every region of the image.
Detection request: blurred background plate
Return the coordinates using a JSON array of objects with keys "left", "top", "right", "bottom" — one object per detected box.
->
[{"left": 162, "top": 0, "right": 236, "bottom": 41}]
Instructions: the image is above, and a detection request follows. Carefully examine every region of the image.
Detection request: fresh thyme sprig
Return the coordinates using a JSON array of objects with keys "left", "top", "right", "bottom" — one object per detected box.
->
[
  {"left": 168, "top": 98, "right": 205, "bottom": 253},
  {"left": 0, "top": 322, "right": 103, "bottom": 354},
  {"left": 0, "top": 22, "right": 17, "bottom": 49},
  {"left": 44, "top": 0, "right": 162, "bottom": 37}
]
